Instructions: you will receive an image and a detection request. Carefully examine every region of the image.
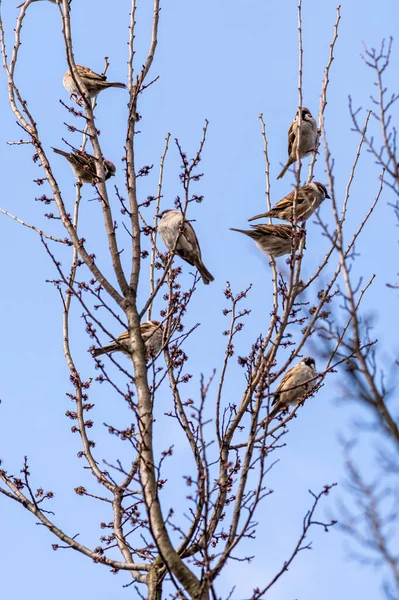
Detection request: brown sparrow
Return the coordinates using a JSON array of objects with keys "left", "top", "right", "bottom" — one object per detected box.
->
[
  {"left": 158, "top": 210, "right": 214, "bottom": 285},
  {"left": 277, "top": 108, "right": 318, "bottom": 179},
  {"left": 272, "top": 357, "right": 317, "bottom": 407},
  {"left": 230, "top": 224, "right": 294, "bottom": 258},
  {"left": 248, "top": 182, "right": 329, "bottom": 222},
  {"left": 92, "top": 321, "right": 164, "bottom": 360},
  {"left": 52, "top": 147, "right": 115, "bottom": 184},
  {"left": 63, "top": 65, "right": 126, "bottom": 102}
]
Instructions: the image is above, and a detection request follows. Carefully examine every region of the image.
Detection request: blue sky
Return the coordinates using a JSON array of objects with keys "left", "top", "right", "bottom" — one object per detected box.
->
[{"left": 0, "top": 0, "right": 398, "bottom": 598}]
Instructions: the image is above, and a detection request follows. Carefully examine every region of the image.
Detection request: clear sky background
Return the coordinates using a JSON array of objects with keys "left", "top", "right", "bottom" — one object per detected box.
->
[{"left": 0, "top": 0, "right": 398, "bottom": 598}]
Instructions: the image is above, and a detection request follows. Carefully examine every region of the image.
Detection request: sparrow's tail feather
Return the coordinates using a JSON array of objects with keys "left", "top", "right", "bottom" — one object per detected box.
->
[
  {"left": 230, "top": 227, "right": 253, "bottom": 237},
  {"left": 52, "top": 147, "right": 70, "bottom": 158},
  {"left": 92, "top": 342, "right": 117, "bottom": 357},
  {"left": 197, "top": 262, "right": 214, "bottom": 285},
  {"left": 105, "top": 82, "right": 127, "bottom": 89},
  {"left": 277, "top": 162, "right": 290, "bottom": 180},
  {"left": 248, "top": 211, "right": 270, "bottom": 222},
  {"left": 271, "top": 392, "right": 280, "bottom": 406}
]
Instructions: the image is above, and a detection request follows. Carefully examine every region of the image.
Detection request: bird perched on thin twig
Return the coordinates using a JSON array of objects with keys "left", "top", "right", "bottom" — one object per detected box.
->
[
  {"left": 272, "top": 356, "right": 317, "bottom": 408},
  {"left": 52, "top": 147, "right": 115, "bottom": 184},
  {"left": 230, "top": 224, "right": 295, "bottom": 258},
  {"left": 158, "top": 210, "right": 214, "bottom": 285},
  {"left": 92, "top": 321, "right": 164, "bottom": 361},
  {"left": 277, "top": 108, "right": 318, "bottom": 180},
  {"left": 63, "top": 65, "right": 126, "bottom": 102},
  {"left": 248, "top": 182, "right": 330, "bottom": 223}
]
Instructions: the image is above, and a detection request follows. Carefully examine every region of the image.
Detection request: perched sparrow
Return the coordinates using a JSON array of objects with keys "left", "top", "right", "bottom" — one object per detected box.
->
[
  {"left": 92, "top": 321, "right": 164, "bottom": 361},
  {"left": 248, "top": 182, "right": 330, "bottom": 223},
  {"left": 52, "top": 147, "right": 115, "bottom": 184},
  {"left": 230, "top": 224, "right": 294, "bottom": 258},
  {"left": 277, "top": 107, "right": 318, "bottom": 180},
  {"left": 63, "top": 65, "right": 126, "bottom": 101},
  {"left": 158, "top": 210, "right": 214, "bottom": 285},
  {"left": 272, "top": 356, "right": 317, "bottom": 407}
]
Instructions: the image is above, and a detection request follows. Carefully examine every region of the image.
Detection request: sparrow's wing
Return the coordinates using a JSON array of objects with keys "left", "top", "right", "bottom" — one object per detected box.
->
[
  {"left": 253, "top": 224, "right": 293, "bottom": 239},
  {"left": 275, "top": 367, "right": 295, "bottom": 393},
  {"left": 116, "top": 331, "right": 130, "bottom": 343},
  {"left": 92, "top": 330, "right": 129, "bottom": 357},
  {"left": 176, "top": 221, "right": 202, "bottom": 265},
  {"left": 287, "top": 120, "right": 297, "bottom": 157},
  {"left": 271, "top": 367, "right": 295, "bottom": 405},
  {"left": 270, "top": 190, "right": 313, "bottom": 212},
  {"left": 77, "top": 65, "right": 107, "bottom": 82},
  {"left": 71, "top": 150, "right": 97, "bottom": 175}
]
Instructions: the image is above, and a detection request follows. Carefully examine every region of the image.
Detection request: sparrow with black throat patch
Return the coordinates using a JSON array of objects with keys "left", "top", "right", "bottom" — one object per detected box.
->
[
  {"left": 158, "top": 210, "right": 214, "bottom": 285},
  {"left": 277, "top": 107, "right": 318, "bottom": 180},
  {"left": 272, "top": 356, "right": 317, "bottom": 408},
  {"left": 248, "top": 182, "right": 330, "bottom": 223},
  {"left": 52, "top": 147, "right": 115, "bottom": 184}
]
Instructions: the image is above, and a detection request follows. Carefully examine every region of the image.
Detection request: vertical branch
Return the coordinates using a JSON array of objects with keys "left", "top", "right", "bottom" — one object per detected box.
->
[
  {"left": 148, "top": 133, "right": 171, "bottom": 321},
  {"left": 258, "top": 114, "right": 272, "bottom": 213},
  {"left": 59, "top": 0, "right": 130, "bottom": 298},
  {"left": 319, "top": 6, "right": 341, "bottom": 130},
  {"left": 374, "top": 39, "right": 397, "bottom": 172},
  {"left": 127, "top": 0, "right": 160, "bottom": 294},
  {"left": 113, "top": 488, "right": 139, "bottom": 581},
  {"left": 258, "top": 114, "right": 278, "bottom": 337},
  {"left": 295, "top": 0, "right": 304, "bottom": 186},
  {"left": 282, "top": 0, "right": 306, "bottom": 311},
  {"left": 123, "top": 2, "right": 207, "bottom": 595},
  {"left": 308, "top": 4, "right": 341, "bottom": 182},
  {"left": 128, "top": 0, "right": 137, "bottom": 91},
  {"left": 297, "top": 0, "right": 303, "bottom": 113}
]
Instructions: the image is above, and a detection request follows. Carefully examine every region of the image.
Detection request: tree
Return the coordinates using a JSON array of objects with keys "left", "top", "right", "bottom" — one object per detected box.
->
[
  {"left": 329, "top": 37, "right": 399, "bottom": 600},
  {"left": 0, "top": 1, "right": 393, "bottom": 599}
]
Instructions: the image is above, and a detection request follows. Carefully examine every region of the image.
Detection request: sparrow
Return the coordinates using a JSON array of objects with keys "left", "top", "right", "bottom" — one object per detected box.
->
[
  {"left": 272, "top": 356, "right": 317, "bottom": 407},
  {"left": 248, "top": 182, "right": 330, "bottom": 223},
  {"left": 63, "top": 65, "right": 126, "bottom": 102},
  {"left": 230, "top": 224, "right": 294, "bottom": 258},
  {"left": 52, "top": 147, "right": 116, "bottom": 184},
  {"left": 92, "top": 321, "right": 164, "bottom": 360},
  {"left": 157, "top": 210, "right": 214, "bottom": 285},
  {"left": 277, "top": 107, "right": 318, "bottom": 180}
]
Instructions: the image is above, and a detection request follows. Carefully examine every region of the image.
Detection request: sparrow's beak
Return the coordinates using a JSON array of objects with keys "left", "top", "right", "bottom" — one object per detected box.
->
[{"left": 326, "top": 193, "right": 331, "bottom": 199}]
